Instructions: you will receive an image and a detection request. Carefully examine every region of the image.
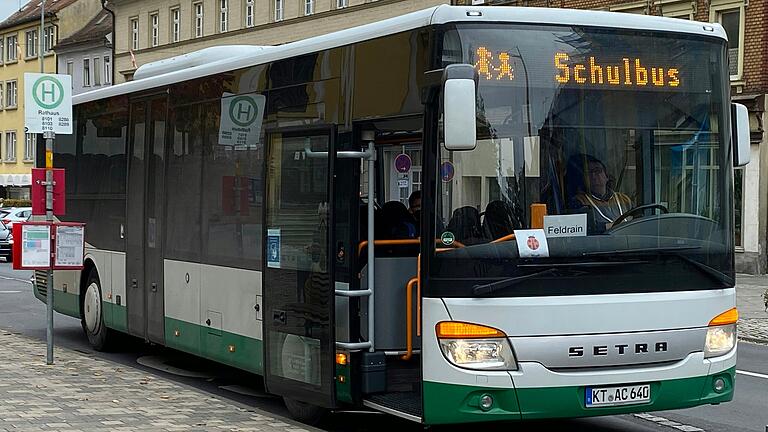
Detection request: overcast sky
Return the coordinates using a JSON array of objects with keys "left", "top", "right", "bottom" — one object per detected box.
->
[{"left": 0, "top": 0, "right": 32, "bottom": 22}]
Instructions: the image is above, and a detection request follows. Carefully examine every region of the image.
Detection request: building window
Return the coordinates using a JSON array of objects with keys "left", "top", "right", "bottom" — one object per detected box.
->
[
  {"left": 0, "top": 38, "right": 3, "bottom": 65},
  {"left": 104, "top": 56, "right": 111, "bottom": 84},
  {"left": 93, "top": 57, "right": 101, "bottom": 85},
  {"left": 66, "top": 60, "right": 74, "bottom": 87},
  {"left": 83, "top": 58, "right": 91, "bottom": 86},
  {"left": 150, "top": 13, "right": 159, "bottom": 47},
  {"left": 25, "top": 30, "right": 37, "bottom": 58},
  {"left": 5, "top": 81, "right": 17, "bottom": 108},
  {"left": 5, "top": 131, "right": 16, "bottom": 162},
  {"left": 171, "top": 7, "right": 181, "bottom": 43},
  {"left": 245, "top": 0, "right": 254, "bottom": 27},
  {"left": 275, "top": 0, "right": 283, "bottom": 21},
  {"left": 131, "top": 18, "right": 139, "bottom": 50},
  {"left": 0, "top": 83, "right": 3, "bottom": 109},
  {"left": 718, "top": 9, "right": 742, "bottom": 78},
  {"left": 305, "top": 0, "right": 314, "bottom": 15},
  {"left": 337, "top": 0, "right": 348, "bottom": 9},
  {"left": 24, "top": 133, "right": 34, "bottom": 161},
  {"left": 194, "top": 3, "right": 204, "bottom": 38},
  {"left": 44, "top": 26, "right": 54, "bottom": 52},
  {"left": 220, "top": 0, "right": 228, "bottom": 32},
  {"left": 608, "top": 0, "right": 647, "bottom": 13},
  {"left": 6, "top": 35, "right": 17, "bottom": 62}
]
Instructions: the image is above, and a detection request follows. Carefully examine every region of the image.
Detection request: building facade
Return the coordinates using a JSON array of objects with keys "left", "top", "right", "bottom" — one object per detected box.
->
[
  {"left": 107, "top": 0, "right": 446, "bottom": 82},
  {"left": 56, "top": 10, "right": 113, "bottom": 96},
  {"left": 0, "top": 0, "right": 103, "bottom": 198}
]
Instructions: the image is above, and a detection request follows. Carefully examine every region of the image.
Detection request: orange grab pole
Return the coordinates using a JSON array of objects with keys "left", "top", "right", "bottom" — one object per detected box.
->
[{"left": 401, "top": 277, "right": 419, "bottom": 361}]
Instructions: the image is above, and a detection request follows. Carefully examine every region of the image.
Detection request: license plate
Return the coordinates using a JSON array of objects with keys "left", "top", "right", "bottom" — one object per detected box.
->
[{"left": 585, "top": 384, "right": 651, "bottom": 407}]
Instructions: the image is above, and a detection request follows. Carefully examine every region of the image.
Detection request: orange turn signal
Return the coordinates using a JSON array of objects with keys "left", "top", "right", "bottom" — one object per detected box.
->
[
  {"left": 335, "top": 353, "right": 348, "bottom": 365},
  {"left": 436, "top": 321, "right": 506, "bottom": 339},
  {"left": 709, "top": 308, "right": 738, "bottom": 326}
]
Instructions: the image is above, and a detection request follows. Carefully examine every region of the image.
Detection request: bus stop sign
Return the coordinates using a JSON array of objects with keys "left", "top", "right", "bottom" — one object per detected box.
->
[
  {"left": 24, "top": 73, "right": 73, "bottom": 135},
  {"left": 31, "top": 168, "right": 65, "bottom": 216}
]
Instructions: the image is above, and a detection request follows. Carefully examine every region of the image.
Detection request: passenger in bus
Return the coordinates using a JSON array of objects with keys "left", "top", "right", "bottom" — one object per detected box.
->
[
  {"left": 482, "top": 200, "right": 520, "bottom": 240},
  {"left": 567, "top": 154, "right": 633, "bottom": 232},
  {"left": 447, "top": 206, "right": 484, "bottom": 244},
  {"left": 377, "top": 201, "right": 417, "bottom": 239},
  {"left": 408, "top": 190, "right": 421, "bottom": 236}
]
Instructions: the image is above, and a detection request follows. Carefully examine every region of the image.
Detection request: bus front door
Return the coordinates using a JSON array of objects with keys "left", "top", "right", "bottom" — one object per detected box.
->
[
  {"left": 263, "top": 130, "right": 336, "bottom": 408},
  {"left": 126, "top": 95, "right": 168, "bottom": 344}
]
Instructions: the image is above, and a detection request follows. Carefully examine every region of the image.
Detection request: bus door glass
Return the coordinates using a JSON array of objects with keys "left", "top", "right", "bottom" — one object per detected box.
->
[
  {"left": 126, "top": 95, "right": 168, "bottom": 344},
  {"left": 263, "top": 130, "right": 336, "bottom": 407}
]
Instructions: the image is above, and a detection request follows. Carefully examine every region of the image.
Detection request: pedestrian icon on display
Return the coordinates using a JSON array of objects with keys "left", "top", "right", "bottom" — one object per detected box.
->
[{"left": 24, "top": 73, "right": 73, "bottom": 135}]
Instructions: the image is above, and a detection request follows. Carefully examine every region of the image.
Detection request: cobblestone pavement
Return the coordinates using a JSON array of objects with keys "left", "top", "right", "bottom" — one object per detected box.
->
[
  {"left": 736, "top": 274, "right": 768, "bottom": 344},
  {"left": 0, "top": 330, "right": 314, "bottom": 432}
]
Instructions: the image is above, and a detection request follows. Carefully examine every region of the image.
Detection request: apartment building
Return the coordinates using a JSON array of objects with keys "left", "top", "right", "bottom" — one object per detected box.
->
[{"left": 0, "top": 0, "right": 102, "bottom": 198}]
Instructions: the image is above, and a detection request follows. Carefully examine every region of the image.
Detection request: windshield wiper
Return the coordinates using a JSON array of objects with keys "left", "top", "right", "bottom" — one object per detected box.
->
[
  {"left": 471, "top": 260, "right": 645, "bottom": 296},
  {"left": 582, "top": 245, "right": 701, "bottom": 257},
  {"left": 583, "top": 245, "right": 732, "bottom": 286},
  {"left": 472, "top": 268, "right": 559, "bottom": 296}
]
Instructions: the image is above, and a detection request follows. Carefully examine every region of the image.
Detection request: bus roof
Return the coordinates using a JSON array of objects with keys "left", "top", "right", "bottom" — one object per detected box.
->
[{"left": 75, "top": 5, "right": 727, "bottom": 105}]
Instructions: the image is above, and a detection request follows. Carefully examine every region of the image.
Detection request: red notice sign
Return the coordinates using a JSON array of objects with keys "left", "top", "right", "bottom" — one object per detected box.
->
[
  {"left": 31, "top": 168, "right": 65, "bottom": 216},
  {"left": 12, "top": 222, "right": 52, "bottom": 270}
]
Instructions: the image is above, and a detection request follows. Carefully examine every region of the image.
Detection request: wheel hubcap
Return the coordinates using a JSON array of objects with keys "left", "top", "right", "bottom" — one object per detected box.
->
[{"left": 84, "top": 283, "right": 101, "bottom": 333}]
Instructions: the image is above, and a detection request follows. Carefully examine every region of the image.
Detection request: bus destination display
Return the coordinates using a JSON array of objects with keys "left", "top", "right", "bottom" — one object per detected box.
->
[{"left": 473, "top": 47, "right": 683, "bottom": 90}]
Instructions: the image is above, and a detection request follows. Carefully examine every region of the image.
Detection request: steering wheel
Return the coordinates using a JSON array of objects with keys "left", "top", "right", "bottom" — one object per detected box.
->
[{"left": 612, "top": 203, "right": 669, "bottom": 227}]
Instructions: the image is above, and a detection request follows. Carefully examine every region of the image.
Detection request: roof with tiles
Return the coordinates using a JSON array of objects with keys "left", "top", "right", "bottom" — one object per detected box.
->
[
  {"left": 56, "top": 9, "right": 111, "bottom": 48},
  {"left": 0, "top": 0, "right": 81, "bottom": 31}
]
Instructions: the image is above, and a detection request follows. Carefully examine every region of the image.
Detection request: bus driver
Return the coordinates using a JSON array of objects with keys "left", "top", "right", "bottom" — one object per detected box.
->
[{"left": 570, "top": 154, "right": 633, "bottom": 232}]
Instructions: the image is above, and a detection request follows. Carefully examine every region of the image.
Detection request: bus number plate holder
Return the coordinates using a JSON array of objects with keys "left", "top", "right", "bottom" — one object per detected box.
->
[{"left": 585, "top": 384, "right": 651, "bottom": 407}]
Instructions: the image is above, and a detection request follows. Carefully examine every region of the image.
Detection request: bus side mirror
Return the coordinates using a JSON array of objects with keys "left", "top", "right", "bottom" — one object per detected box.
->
[
  {"left": 732, "top": 103, "right": 750, "bottom": 167},
  {"left": 443, "top": 64, "right": 478, "bottom": 151}
]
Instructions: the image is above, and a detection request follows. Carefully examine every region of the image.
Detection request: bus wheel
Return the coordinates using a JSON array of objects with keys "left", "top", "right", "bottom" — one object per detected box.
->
[
  {"left": 81, "top": 269, "right": 112, "bottom": 351},
  {"left": 283, "top": 397, "right": 326, "bottom": 425}
]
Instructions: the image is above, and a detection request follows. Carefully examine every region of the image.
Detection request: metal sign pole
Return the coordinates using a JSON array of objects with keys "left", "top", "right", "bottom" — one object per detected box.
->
[{"left": 45, "top": 131, "right": 54, "bottom": 365}]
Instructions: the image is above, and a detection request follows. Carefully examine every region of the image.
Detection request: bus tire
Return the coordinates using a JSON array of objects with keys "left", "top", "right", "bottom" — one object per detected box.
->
[
  {"left": 81, "top": 268, "right": 112, "bottom": 351},
  {"left": 283, "top": 397, "right": 326, "bottom": 425}
]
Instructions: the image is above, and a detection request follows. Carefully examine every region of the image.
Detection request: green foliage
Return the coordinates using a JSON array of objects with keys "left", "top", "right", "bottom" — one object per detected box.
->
[{"left": 0, "top": 199, "right": 32, "bottom": 208}]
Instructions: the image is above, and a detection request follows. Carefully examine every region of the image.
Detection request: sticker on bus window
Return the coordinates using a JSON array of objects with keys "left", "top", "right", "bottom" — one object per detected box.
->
[
  {"left": 267, "top": 228, "right": 281, "bottom": 268},
  {"left": 514, "top": 229, "right": 549, "bottom": 258},
  {"left": 543, "top": 214, "right": 587, "bottom": 238}
]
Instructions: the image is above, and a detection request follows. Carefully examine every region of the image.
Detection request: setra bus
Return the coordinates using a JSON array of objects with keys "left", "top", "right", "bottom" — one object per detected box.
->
[{"left": 35, "top": 5, "right": 750, "bottom": 424}]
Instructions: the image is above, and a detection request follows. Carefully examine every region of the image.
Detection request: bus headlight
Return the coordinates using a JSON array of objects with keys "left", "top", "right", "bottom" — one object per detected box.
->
[
  {"left": 436, "top": 321, "right": 517, "bottom": 371},
  {"left": 705, "top": 324, "right": 736, "bottom": 358},
  {"left": 704, "top": 308, "right": 738, "bottom": 358}
]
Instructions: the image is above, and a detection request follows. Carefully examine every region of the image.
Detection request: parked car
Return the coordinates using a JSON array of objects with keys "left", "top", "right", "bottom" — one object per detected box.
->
[
  {"left": 0, "top": 224, "right": 12, "bottom": 262},
  {"left": 0, "top": 207, "right": 31, "bottom": 229}
]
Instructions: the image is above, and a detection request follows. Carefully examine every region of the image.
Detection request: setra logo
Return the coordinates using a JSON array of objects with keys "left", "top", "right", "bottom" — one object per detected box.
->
[{"left": 569, "top": 342, "right": 669, "bottom": 357}]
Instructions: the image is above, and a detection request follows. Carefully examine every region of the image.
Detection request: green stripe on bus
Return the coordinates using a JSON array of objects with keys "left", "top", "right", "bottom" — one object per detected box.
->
[
  {"left": 52, "top": 290, "right": 80, "bottom": 318},
  {"left": 164, "top": 317, "right": 263, "bottom": 375},
  {"left": 423, "top": 368, "right": 735, "bottom": 424},
  {"left": 105, "top": 303, "right": 128, "bottom": 333}
]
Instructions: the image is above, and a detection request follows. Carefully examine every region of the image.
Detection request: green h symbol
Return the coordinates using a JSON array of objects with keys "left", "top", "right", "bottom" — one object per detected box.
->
[
  {"left": 236, "top": 102, "right": 252, "bottom": 122},
  {"left": 41, "top": 82, "right": 57, "bottom": 103}
]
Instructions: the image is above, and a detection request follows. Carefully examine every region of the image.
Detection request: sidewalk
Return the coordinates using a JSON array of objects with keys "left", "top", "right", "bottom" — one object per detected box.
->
[
  {"left": 0, "top": 330, "right": 314, "bottom": 432},
  {"left": 736, "top": 274, "right": 768, "bottom": 344}
]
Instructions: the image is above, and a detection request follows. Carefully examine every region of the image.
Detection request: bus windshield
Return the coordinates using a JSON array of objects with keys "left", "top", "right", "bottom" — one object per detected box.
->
[{"left": 431, "top": 24, "right": 734, "bottom": 297}]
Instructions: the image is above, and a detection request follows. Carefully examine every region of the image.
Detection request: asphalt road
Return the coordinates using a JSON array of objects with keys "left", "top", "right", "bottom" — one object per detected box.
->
[{"left": 0, "top": 262, "right": 765, "bottom": 432}]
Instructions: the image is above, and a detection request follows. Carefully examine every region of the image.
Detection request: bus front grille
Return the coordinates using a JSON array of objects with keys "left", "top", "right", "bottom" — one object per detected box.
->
[{"left": 34, "top": 270, "right": 48, "bottom": 298}]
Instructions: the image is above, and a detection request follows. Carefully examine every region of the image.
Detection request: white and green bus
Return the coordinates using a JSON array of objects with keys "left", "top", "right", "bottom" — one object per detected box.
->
[{"left": 35, "top": 5, "right": 750, "bottom": 424}]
